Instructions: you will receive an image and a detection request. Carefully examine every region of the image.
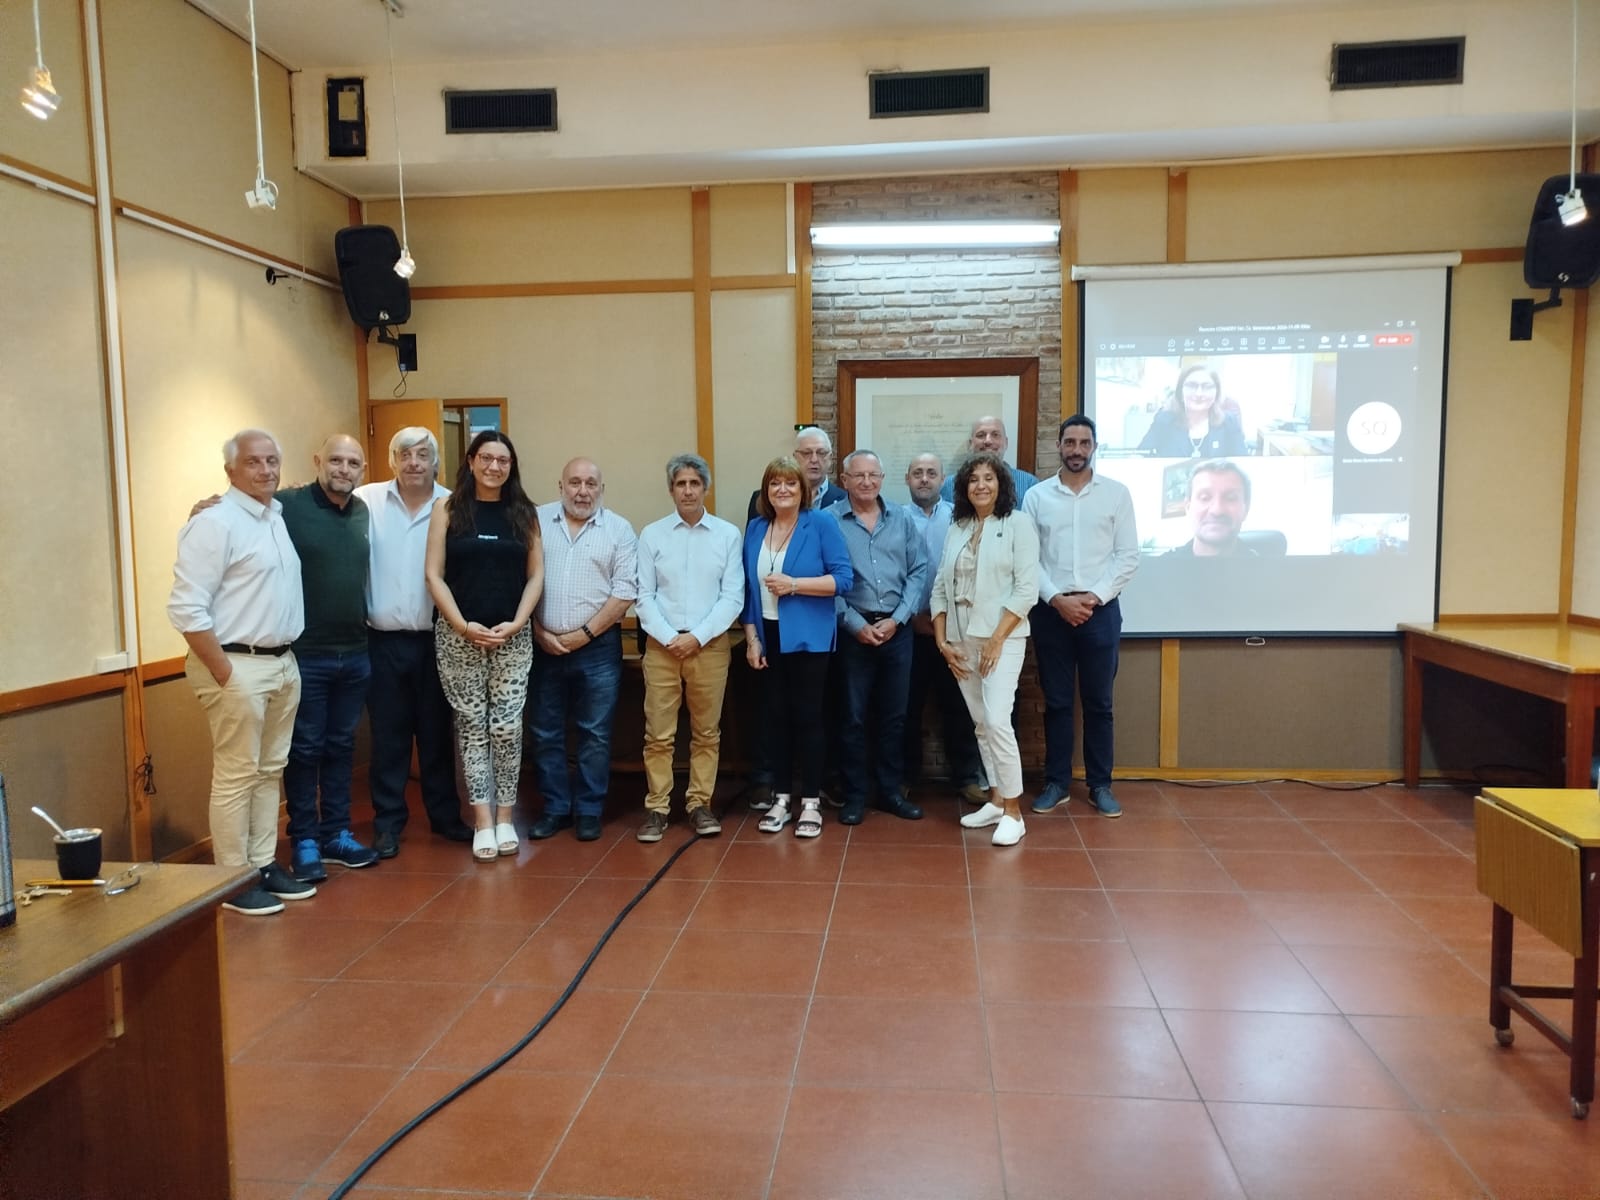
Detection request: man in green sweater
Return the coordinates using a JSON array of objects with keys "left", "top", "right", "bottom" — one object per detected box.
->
[{"left": 278, "top": 434, "right": 381, "bottom": 882}]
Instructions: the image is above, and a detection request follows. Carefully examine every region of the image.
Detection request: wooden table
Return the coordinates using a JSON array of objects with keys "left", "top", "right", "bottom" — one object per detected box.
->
[
  {"left": 1475, "top": 788, "right": 1600, "bottom": 1119},
  {"left": 1402, "top": 621, "right": 1600, "bottom": 788},
  {"left": 0, "top": 859, "right": 254, "bottom": 1199}
]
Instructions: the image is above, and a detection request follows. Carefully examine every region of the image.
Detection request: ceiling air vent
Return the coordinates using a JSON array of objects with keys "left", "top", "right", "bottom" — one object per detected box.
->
[
  {"left": 443, "top": 88, "right": 557, "bottom": 134},
  {"left": 869, "top": 68, "right": 989, "bottom": 119},
  {"left": 1330, "top": 37, "right": 1464, "bottom": 90}
]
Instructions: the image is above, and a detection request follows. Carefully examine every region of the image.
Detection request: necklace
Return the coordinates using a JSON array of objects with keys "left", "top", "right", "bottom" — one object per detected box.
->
[
  {"left": 1189, "top": 433, "right": 1207, "bottom": 455},
  {"left": 762, "top": 518, "right": 797, "bottom": 577}
]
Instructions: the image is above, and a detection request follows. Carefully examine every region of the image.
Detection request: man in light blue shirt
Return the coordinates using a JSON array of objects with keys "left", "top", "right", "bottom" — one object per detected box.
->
[
  {"left": 940, "top": 416, "right": 1039, "bottom": 504},
  {"left": 903, "top": 453, "right": 986, "bottom": 804},
  {"left": 829, "top": 450, "right": 928, "bottom": 824},
  {"left": 633, "top": 454, "right": 744, "bottom": 843}
]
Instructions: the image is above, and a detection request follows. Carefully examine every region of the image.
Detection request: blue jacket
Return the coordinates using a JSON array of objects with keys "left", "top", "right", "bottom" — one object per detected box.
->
[{"left": 742, "top": 509, "right": 854, "bottom": 653}]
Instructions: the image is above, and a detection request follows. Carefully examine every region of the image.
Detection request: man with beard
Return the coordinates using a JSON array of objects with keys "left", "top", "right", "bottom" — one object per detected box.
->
[
  {"left": 527, "top": 457, "right": 639, "bottom": 842},
  {"left": 1022, "top": 415, "right": 1139, "bottom": 818},
  {"left": 1166, "top": 460, "right": 1255, "bottom": 557},
  {"left": 277, "top": 434, "right": 382, "bottom": 880},
  {"left": 354, "top": 428, "right": 473, "bottom": 858}
]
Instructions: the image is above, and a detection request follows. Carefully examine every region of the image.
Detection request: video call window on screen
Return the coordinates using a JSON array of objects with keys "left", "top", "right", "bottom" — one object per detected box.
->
[{"left": 1076, "top": 258, "right": 1449, "bottom": 634}]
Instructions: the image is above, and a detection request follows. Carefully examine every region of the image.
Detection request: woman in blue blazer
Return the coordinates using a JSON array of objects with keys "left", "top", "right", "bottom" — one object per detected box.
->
[{"left": 742, "top": 456, "right": 854, "bottom": 838}]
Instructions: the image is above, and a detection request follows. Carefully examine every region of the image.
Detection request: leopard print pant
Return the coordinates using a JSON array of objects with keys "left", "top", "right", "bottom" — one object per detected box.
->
[{"left": 434, "top": 621, "right": 532, "bottom": 807}]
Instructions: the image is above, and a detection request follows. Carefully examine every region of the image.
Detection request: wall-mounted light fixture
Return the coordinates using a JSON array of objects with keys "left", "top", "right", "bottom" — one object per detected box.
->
[
  {"left": 243, "top": 0, "right": 278, "bottom": 209},
  {"left": 19, "top": 0, "right": 59, "bottom": 120},
  {"left": 810, "top": 221, "right": 1060, "bottom": 251},
  {"left": 1557, "top": 0, "right": 1587, "bottom": 227}
]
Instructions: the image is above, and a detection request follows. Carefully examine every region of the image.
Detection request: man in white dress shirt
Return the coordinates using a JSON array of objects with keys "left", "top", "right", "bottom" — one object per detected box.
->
[
  {"left": 1021, "top": 414, "right": 1140, "bottom": 818},
  {"left": 527, "top": 457, "right": 639, "bottom": 842},
  {"left": 353, "top": 427, "right": 473, "bottom": 859},
  {"left": 633, "top": 454, "right": 744, "bottom": 843},
  {"left": 168, "top": 429, "right": 315, "bottom": 916}
]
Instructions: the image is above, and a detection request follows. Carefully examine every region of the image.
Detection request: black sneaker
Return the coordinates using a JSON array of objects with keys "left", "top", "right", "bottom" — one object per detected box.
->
[
  {"left": 223, "top": 885, "right": 285, "bottom": 916},
  {"left": 260, "top": 863, "right": 317, "bottom": 900},
  {"left": 374, "top": 830, "right": 400, "bottom": 859}
]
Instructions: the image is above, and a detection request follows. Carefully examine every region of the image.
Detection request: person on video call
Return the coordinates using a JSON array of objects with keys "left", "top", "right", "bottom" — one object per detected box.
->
[
  {"left": 1166, "top": 460, "right": 1256, "bottom": 557},
  {"left": 1138, "top": 365, "right": 1247, "bottom": 458}
]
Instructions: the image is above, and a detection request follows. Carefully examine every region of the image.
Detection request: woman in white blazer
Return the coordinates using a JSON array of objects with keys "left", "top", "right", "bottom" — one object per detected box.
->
[{"left": 930, "top": 452, "right": 1040, "bottom": 846}]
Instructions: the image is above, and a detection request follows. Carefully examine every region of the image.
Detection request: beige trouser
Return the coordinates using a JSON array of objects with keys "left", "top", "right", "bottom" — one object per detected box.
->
[
  {"left": 641, "top": 633, "right": 731, "bottom": 814},
  {"left": 186, "top": 652, "right": 301, "bottom": 868}
]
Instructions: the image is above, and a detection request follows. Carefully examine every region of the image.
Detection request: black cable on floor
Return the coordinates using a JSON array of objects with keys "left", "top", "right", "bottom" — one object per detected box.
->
[{"left": 326, "top": 824, "right": 710, "bottom": 1199}]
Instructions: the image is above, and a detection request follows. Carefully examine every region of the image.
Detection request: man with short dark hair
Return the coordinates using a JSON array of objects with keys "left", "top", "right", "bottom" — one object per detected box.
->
[
  {"left": 169, "top": 429, "right": 313, "bottom": 916},
  {"left": 634, "top": 454, "right": 743, "bottom": 843},
  {"left": 1022, "top": 415, "right": 1139, "bottom": 818},
  {"left": 1167, "top": 460, "right": 1255, "bottom": 557},
  {"left": 355, "top": 427, "right": 472, "bottom": 858},
  {"left": 829, "top": 449, "right": 927, "bottom": 824},
  {"left": 528, "top": 458, "right": 638, "bottom": 842}
]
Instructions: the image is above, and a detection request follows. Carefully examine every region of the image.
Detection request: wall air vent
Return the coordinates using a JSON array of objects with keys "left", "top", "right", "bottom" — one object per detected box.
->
[
  {"left": 869, "top": 68, "right": 989, "bottom": 119},
  {"left": 1330, "top": 37, "right": 1464, "bottom": 90},
  {"left": 443, "top": 88, "right": 557, "bottom": 134}
]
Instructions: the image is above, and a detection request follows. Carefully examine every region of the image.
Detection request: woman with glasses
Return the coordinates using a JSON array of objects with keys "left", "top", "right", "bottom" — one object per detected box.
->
[
  {"left": 1137, "top": 364, "right": 1247, "bottom": 458},
  {"left": 741, "top": 456, "right": 853, "bottom": 839},
  {"left": 425, "top": 431, "right": 544, "bottom": 862},
  {"left": 931, "top": 452, "right": 1039, "bottom": 847}
]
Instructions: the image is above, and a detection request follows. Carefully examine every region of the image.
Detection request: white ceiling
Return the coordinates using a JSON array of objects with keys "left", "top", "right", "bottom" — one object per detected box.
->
[{"left": 190, "top": 0, "right": 1598, "bottom": 197}]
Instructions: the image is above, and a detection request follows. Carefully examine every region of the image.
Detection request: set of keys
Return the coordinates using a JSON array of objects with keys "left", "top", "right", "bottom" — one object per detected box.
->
[{"left": 14, "top": 885, "right": 73, "bottom": 906}]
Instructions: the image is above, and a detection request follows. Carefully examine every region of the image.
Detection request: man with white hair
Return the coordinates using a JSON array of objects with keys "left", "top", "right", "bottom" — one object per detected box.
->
[
  {"left": 169, "top": 429, "right": 312, "bottom": 916},
  {"left": 353, "top": 427, "right": 472, "bottom": 858},
  {"left": 940, "top": 416, "right": 1040, "bottom": 503}
]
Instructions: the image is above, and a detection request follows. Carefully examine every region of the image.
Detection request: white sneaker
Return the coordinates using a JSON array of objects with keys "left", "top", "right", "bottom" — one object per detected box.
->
[
  {"left": 961, "top": 802, "right": 1005, "bottom": 829},
  {"left": 992, "top": 815, "right": 1026, "bottom": 846}
]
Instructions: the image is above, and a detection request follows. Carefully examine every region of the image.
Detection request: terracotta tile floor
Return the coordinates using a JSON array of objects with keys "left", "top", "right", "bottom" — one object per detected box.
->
[{"left": 224, "top": 779, "right": 1600, "bottom": 1199}]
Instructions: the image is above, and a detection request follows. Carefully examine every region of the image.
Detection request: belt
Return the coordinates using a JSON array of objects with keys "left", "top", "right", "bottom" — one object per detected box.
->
[
  {"left": 370, "top": 627, "right": 431, "bottom": 636},
  {"left": 855, "top": 609, "right": 894, "bottom": 623},
  {"left": 220, "top": 642, "right": 290, "bottom": 657}
]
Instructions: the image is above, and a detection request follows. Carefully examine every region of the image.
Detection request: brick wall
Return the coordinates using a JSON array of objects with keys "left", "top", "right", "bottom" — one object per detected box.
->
[{"left": 810, "top": 171, "right": 1063, "bottom": 471}]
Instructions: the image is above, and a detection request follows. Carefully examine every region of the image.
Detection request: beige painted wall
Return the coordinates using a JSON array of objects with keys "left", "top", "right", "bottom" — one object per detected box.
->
[
  {"left": 711, "top": 288, "right": 797, "bottom": 513},
  {"left": 1576, "top": 301, "right": 1600, "bottom": 618},
  {"left": 0, "top": 184, "right": 120, "bottom": 691}
]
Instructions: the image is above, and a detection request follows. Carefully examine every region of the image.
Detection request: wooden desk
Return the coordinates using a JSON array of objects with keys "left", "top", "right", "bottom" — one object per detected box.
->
[
  {"left": 1402, "top": 621, "right": 1600, "bottom": 788},
  {"left": 0, "top": 859, "right": 254, "bottom": 1199},
  {"left": 1475, "top": 788, "right": 1600, "bottom": 1119}
]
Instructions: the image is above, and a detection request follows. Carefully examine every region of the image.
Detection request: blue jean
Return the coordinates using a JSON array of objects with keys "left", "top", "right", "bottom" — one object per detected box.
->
[
  {"left": 1030, "top": 598, "right": 1122, "bottom": 789},
  {"left": 528, "top": 627, "right": 622, "bottom": 818},
  {"left": 837, "top": 622, "right": 913, "bottom": 807},
  {"left": 283, "top": 649, "right": 372, "bottom": 844}
]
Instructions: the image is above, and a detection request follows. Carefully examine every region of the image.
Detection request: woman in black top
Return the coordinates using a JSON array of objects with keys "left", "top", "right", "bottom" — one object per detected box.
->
[
  {"left": 425, "top": 431, "right": 544, "bottom": 862},
  {"left": 1138, "top": 364, "right": 1247, "bottom": 458}
]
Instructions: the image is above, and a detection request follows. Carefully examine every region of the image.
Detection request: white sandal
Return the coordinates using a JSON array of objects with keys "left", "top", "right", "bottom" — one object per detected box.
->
[
  {"left": 759, "top": 795, "right": 793, "bottom": 834},
  {"left": 495, "top": 821, "right": 520, "bottom": 855},
  {"left": 471, "top": 827, "right": 497, "bottom": 862},
  {"left": 795, "top": 799, "right": 823, "bottom": 839}
]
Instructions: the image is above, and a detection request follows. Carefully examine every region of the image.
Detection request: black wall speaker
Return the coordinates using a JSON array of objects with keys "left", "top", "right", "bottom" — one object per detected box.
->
[
  {"left": 1523, "top": 174, "right": 1600, "bottom": 290},
  {"left": 333, "top": 225, "right": 411, "bottom": 329}
]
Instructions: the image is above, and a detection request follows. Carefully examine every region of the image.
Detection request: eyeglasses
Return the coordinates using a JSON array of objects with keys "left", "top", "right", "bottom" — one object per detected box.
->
[
  {"left": 475, "top": 454, "right": 512, "bottom": 467},
  {"left": 844, "top": 471, "right": 884, "bottom": 482}
]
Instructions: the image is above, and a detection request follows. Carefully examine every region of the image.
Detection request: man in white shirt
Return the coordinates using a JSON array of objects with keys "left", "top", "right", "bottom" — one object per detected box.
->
[
  {"left": 633, "top": 454, "right": 744, "bottom": 843},
  {"left": 527, "top": 458, "right": 639, "bottom": 842},
  {"left": 353, "top": 427, "right": 472, "bottom": 859},
  {"left": 168, "top": 429, "right": 314, "bottom": 916},
  {"left": 1021, "top": 415, "right": 1140, "bottom": 818},
  {"left": 903, "top": 452, "right": 986, "bottom": 804}
]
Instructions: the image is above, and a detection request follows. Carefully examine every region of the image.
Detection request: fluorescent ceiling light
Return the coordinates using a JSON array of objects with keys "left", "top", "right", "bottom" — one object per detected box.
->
[{"left": 811, "top": 221, "right": 1060, "bottom": 250}]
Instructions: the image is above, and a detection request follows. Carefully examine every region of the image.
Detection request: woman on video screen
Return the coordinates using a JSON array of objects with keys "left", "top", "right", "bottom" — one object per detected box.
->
[{"left": 1138, "top": 365, "right": 1247, "bottom": 458}]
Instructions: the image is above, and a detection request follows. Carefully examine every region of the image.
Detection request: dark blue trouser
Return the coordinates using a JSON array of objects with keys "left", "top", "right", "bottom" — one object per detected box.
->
[
  {"left": 528, "top": 628, "right": 622, "bottom": 819},
  {"left": 903, "top": 630, "right": 984, "bottom": 787},
  {"left": 284, "top": 649, "right": 372, "bottom": 844},
  {"left": 1030, "top": 598, "right": 1122, "bottom": 790},
  {"left": 366, "top": 629, "right": 461, "bottom": 836},
  {"left": 837, "top": 622, "right": 913, "bottom": 807}
]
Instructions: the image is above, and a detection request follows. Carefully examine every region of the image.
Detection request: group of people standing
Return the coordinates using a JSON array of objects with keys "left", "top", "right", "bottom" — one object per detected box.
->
[{"left": 168, "top": 410, "right": 1139, "bottom": 916}]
